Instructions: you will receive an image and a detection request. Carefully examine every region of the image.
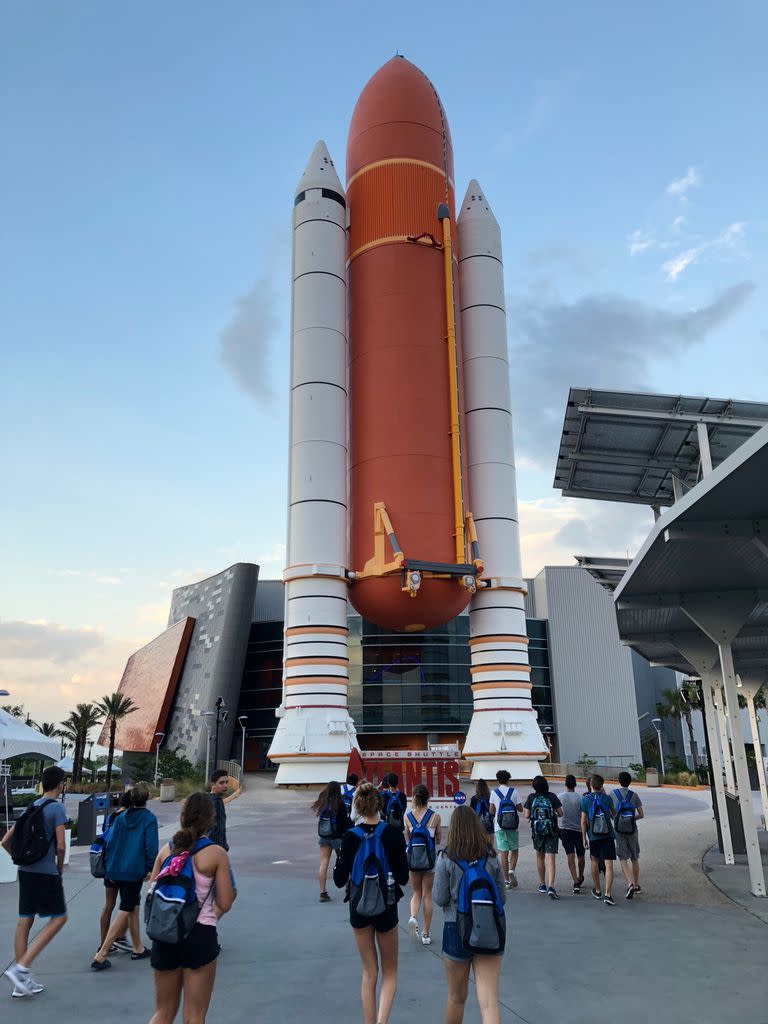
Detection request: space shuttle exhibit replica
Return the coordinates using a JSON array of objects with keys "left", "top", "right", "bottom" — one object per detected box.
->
[{"left": 268, "top": 57, "right": 548, "bottom": 784}]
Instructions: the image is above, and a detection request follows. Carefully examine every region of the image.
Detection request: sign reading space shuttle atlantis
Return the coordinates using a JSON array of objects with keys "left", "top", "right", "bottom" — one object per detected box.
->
[{"left": 269, "top": 57, "right": 547, "bottom": 784}]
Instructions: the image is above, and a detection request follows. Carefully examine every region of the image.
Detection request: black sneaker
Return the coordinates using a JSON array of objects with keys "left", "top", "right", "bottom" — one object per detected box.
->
[
  {"left": 633, "top": 885, "right": 642, "bottom": 894},
  {"left": 537, "top": 884, "right": 548, "bottom": 895},
  {"left": 319, "top": 891, "right": 331, "bottom": 903},
  {"left": 90, "top": 959, "right": 112, "bottom": 972},
  {"left": 572, "top": 884, "right": 582, "bottom": 894},
  {"left": 604, "top": 895, "right": 615, "bottom": 907},
  {"left": 130, "top": 948, "right": 151, "bottom": 961},
  {"left": 548, "top": 887, "right": 560, "bottom": 900},
  {"left": 625, "top": 884, "right": 635, "bottom": 900},
  {"left": 591, "top": 889, "right": 602, "bottom": 900}
]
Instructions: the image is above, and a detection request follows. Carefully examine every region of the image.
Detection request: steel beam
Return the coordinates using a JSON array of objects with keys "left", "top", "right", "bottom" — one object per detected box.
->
[
  {"left": 663, "top": 519, "right": 768, "bottom": 542},
  {"left": 577, "top": 404, "right": 766, "bottom": 428}
]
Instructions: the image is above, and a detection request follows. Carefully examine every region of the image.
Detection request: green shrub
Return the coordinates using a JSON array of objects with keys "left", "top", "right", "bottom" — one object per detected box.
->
[
  {"left": 627, "top": 762, "right": 646, "bottom": 782},
  {"left": 575, "top": 753, "right": 597, "bottom": 771},
  {"left": 663, "top": 771, "right": 700, "bottom": 786},
  {"left": 130, "top": 748, "right": 201, "bottom": 784},
  {"left": 11, "top": 793, "right": 38, "bottom": 809}
]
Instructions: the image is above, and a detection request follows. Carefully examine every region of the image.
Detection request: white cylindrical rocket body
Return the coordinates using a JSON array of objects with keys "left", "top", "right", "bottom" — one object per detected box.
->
[
  {"left": 268, "top": 141, "right": 358, "bottom": 785},
  {"left": 457, "top": 180, "right": 547, "bottom": 781}
]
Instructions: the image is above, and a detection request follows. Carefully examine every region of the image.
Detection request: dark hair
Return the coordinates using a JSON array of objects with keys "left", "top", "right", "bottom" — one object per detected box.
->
[
  {"left": 210, "top": 769, "right": 228, "bottom": 785},
  {"left": 346, "top": 773, "right": 358, "bottom": 786},
  {"left": 412, "top": 784, "right": 430, "bottom": 809},
  {"left": 496, "top": 770, "right": 511, "bottom": 785},
  {"left": 42, "top": 766, "right": 65, "bottom": 791},
  {"left": 387, "top": 773, "right": 399, "bottom": 788},
  {"left": 119, "top": 790, "right": 133, "bottom": 809},
  {"left": 618, "top": 771, "right": 631, "bottom": 788},
  {"left": 475, "top": 779, "right": 491, "bottom": 801},
  {"left": 311, "top": 781, "right": 344, "bottom": 817},
  {"left": 565, "top": 774, "right": 577, "bottom": 790},
  {"left": 445, "top": 805, "right": 496, "bottom": 863},
  {"left": 354, "top": 782, "right": 382, "bottom": 819},
  {"left": 585, "top": 775, "right": 593, "bottom": 792},
  {"left": 131, "top": 783, "right": 150, "bottom": 807},
  {"left": 172, "top": 792, "right": 216, "bottom": 853},
  {"left": 532, "top": 775, "right": 549, "bottom": 795},
  {"left": 591, "top": 773, "right": 605, "bottom": 790}
]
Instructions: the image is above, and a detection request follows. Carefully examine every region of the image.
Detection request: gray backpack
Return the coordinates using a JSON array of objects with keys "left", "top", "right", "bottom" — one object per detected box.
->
[{"left": 144, "top": 838, "right": 214, "bottom": 944}]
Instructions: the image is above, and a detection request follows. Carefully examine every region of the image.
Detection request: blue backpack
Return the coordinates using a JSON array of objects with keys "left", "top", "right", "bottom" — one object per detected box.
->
[
  {"left": 318, "top": 806, "right": 339, "bottom": 839},
  {"left": 89, "top": 812, "right": 116, "bottom": 878},
  {"left": 529, "top": 794, "right": 556, "bottom": 838},
  {"left": 144, "top": 837, "right": 214, "bottom": 944},
  {"left": 381, "top": 789, "right": 405, "bottom": 830},
  {"left": 341, "top": 784, "right": 356, "bottom": 811},
  {"left": 349, "top": 822, "right": 392, "bottom": 918},
  {"left": 494, "top": 788, "right": 519, "bottom": 831},
  {"left": 475, "top": 799, "right": 495, "bottom": 834},
  {"left": 588, "top": 793, "right": 613, "bottom": 837},
  {"left": 406, "top": 809, "right": 436, "bottom": 872},
  {"left": 613, "top": 789, "right": 637, "bottom": 835},
  {"left": 453, "top": 855, "right": 506, "bottom": 954}
]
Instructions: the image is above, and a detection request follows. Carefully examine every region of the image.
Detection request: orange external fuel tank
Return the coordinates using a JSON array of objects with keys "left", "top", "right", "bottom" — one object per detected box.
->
[{"left": 346, "top": 57, "right": 475, "bottom": 632}]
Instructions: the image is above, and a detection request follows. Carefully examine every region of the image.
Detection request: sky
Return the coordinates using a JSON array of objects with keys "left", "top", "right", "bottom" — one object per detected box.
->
[{"left": 1, "top": 1, "right": 766, "bottom": 726}]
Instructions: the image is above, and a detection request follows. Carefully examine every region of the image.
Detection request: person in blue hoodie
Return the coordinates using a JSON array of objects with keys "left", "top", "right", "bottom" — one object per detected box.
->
[{"left": 91, "top": 784, "right": 158, "bottom": 970}]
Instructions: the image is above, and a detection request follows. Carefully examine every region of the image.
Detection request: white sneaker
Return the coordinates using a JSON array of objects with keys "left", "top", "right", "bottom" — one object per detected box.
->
[
  {"left": 4, "top": 965, "right": 42, "bottom": 997},
  {"left": 408, "top": 916, "right": 420, "bottom": 942},
  {"left": 508, "top": 870, "right": 518, "bottom": 889},
  {"left": 421, "top": 933, "right": 432, "bottom": 946}
]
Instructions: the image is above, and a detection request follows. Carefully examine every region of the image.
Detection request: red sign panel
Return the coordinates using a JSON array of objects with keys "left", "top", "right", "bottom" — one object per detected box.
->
[{"left": 349, "top": 748, "right": 461, "bottom": 799}]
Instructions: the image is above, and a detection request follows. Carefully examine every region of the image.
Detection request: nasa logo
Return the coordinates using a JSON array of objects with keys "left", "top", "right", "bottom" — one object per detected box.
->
[{"left": 453, "top": 791, "right": 467, "bottom": 806}]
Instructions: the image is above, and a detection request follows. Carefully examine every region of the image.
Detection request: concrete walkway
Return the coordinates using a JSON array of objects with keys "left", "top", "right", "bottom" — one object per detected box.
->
[{"left": 2, "top": 777, "right": 767, "bottom": 1023}]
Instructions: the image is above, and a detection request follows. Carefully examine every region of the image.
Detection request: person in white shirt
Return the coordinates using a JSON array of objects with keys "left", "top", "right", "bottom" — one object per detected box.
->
[{"left": 489, "top": 770, "right": 523, "bottom": 890}]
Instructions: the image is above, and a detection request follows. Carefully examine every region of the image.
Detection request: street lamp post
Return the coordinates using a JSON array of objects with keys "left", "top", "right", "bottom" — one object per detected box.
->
[
  {"left": 238, "top": 715, "right": 248, "bottom": 772},
  {"left": 213, "top": 697, "right": 226, "bottom": 769},
  {"left": 154, "top": 732, "right": 165, "bottom": 785},
  {"left": 651, "top": 717, "right": 666, "bottom": 776},
  {"left": 202, "top": 712, "right": 215, "bottom": 783}
]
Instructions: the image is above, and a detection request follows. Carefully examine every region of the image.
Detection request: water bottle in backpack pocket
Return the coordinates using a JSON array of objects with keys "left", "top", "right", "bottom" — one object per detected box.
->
[
  {"left": 317, "top": 806, "right": 337, "bottom": 839},
  {"left": 144, "top": 838, "right": 215, "bottom": 945},
  {"left": 349, "top": 822, "right": 391, "bottom": 918},
  {"left": 613, "top": 789, "right": 637, "bottom": 835},
  {"left": 475, "top": 799, "right": 495, "bottom": 834},
  {"left": 406, "top": 809, "right": 436, "bottom": 871},
  {"left": 589, "top": 793, "right": 611, "bottom": 836},
  {"left": 494, "top": 788, "right": 519, "bottom": 831},
  {"left": 454, "top": 856, "right": 506, "bottom": 955},
  {"left": 530, "top": 794, "right": 556, "bottom": 838}
]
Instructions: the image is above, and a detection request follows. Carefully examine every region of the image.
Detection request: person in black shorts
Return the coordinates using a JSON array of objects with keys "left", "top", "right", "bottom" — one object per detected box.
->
[
  {"left": 580, "top": 773, "right": 617, "bottom": 906},
  {"left": 557, "top": 775, "right": 585, "bottom": 893},
  {"left": 2, "top": 765, "right": 68, "bottom": 998},
  {"left": 148, "top": 792, "right": 236, "bottom": 1024},
  {"left": 334, "top": 782, "right": 409, "bottom": 1024}
]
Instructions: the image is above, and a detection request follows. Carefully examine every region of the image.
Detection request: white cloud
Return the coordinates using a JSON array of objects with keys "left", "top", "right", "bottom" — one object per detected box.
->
[
  {"left": 628, "top": 229, "right": 654, "bottom": 256},
  {"left": 666, "top": 166, "right": 701, "bottom": 197},
  {"left": 671, "top": 215, "right": 685, "bottom": 232},
  {"left": 0, "top": 620, "right": 103, "bottom": 663},
  {"left": 663, "top": 248, "right": 699, "bottom": 281}
]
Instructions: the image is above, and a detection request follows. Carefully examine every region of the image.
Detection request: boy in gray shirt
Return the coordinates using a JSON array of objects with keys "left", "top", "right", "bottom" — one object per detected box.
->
[
  {"left": 611, "top": 771, "right": 644, "bottom": 899},
  {"left": 557, "top": 774, "right": 585, "bottom": 893}
]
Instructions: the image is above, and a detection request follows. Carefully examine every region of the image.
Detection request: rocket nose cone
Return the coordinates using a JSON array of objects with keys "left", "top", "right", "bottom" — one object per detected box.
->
[
  {"left": 458, "top": 179, "right": 496, "bottom": 223},
  {"left": 296, "top": 140, "right": 344, "bottom": 196}
]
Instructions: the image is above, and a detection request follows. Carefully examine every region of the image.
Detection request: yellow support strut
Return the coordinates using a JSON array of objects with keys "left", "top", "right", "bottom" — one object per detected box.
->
[{"left": 438, "top": 204, "right": 465, "bottom": 566}]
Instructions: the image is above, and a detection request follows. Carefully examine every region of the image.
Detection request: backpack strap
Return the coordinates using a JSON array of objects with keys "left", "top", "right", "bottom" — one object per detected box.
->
[
  {"left": 406, "top": 811, "right": 418, "bottom": 828},
  {"left": 422, "top": 807, "right": 434, "bottom": 827}
]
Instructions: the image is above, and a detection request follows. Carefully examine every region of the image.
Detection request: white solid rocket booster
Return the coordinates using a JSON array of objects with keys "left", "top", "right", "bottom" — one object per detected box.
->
[
  {"left": 458, "top": 181, "right": 547, "bottom": 780},
  {"left": 268, "top": 141, "right": 358, "bottom": 785}
]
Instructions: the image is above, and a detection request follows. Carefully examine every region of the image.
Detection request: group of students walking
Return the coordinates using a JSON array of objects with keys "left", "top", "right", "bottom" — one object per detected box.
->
[
  {"left": 313, "top": 767, "right": 645, "bottom": 1024},
  {"left": 2, "top": 766, "right": 236, "bottom": 1024}
]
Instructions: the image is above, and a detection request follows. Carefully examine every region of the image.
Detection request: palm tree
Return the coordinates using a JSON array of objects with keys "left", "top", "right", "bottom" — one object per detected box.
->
[
  {"left": 61, "top": 704, "right": 103, "bottom": 782},
  {"left": 96, "top": 692, "right": 138, "bottom": 791},
  {"left": 656, "top": 686, "right": 700, "bottom": 769},
  {"left": 33, "top": 722, "right": 63, "bottom": 777}
]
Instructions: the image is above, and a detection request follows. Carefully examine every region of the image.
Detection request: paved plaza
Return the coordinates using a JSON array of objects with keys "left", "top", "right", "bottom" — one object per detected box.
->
[{"left": 2, "top": 777, "right": 767, "bottom": 1023}]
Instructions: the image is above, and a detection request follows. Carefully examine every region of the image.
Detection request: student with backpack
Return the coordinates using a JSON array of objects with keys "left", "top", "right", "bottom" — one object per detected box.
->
[
  {"left": 91, "top": 782, "right": 159, "bottom": 968},
  {"left": 580, "top": 773, "right": 617, "bottom": 906},
  {"left": 489, "top": 770, "right": 523, "bottom": 889},
  {"left": 2, "top": 765, "right": 68, "bottom": 998},
  {"left": 523, "top": 776, "right": 563, "bottom": 899},
  {"left": 333, "top": 782, "right": 409, "bottom": 1024},
  {"left": 556, "top": 775, "right": 586, "bottom": 894},
  {"left": 470, "top": 779, "right": 496, "bottom": 840},
  {"left": 311, "top": 780, "right": 351, "bottom": 903},
  {"left": 434, "top": 805, "right": 506, "bottom": 1024},
  {"left": 612, "top": 770, "right": 644, "bottom": 899},
  {"left": 146, "top": 792, "right": 236, "bottom": 1024},
  {"left": 342, "top": 772, "right": 359, "bottom": 819},
  {"left": 404, "top": 784, "right": 442, "bottom": 945},
  {"left": 97, "top": 790, "right": 133, "bottom": 953},
  {"left": 379, "top": 772, "right": 407, "bottom": 831}
]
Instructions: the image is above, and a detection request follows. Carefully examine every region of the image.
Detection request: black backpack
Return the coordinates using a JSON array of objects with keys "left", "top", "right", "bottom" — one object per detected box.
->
[{"left": 11, "top": 798, "right": 57, "bottom": 867}]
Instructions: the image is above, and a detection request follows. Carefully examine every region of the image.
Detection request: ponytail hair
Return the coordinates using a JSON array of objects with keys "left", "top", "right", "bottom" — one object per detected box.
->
[{"left": 172, "top": 792, "right": 216, "bottom": 853}]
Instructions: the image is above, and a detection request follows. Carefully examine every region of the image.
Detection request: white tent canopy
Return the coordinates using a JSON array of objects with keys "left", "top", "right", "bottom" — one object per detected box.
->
[
  {"left": 56, "top": 756, "right": 91, "bottom": 775},
  {"left": 0, "top": 709, "right": 60, "bottom": 762}
]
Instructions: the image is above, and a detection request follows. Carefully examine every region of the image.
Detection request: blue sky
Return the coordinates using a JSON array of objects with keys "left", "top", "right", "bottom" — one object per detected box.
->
[{"left": 2, "top": 1, "right": 766, "bottom": 723}]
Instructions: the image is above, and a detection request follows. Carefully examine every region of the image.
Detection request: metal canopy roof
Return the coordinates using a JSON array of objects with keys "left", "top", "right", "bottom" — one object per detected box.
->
[
  {"left": 554, "top": 387, "right": 768, "bottom": 507},
  {"left": 613, "top": 424, "right": 768, "bottom": 676},
  {"left": 574, "top": 555, "right": 630, "bottom": 593}
]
